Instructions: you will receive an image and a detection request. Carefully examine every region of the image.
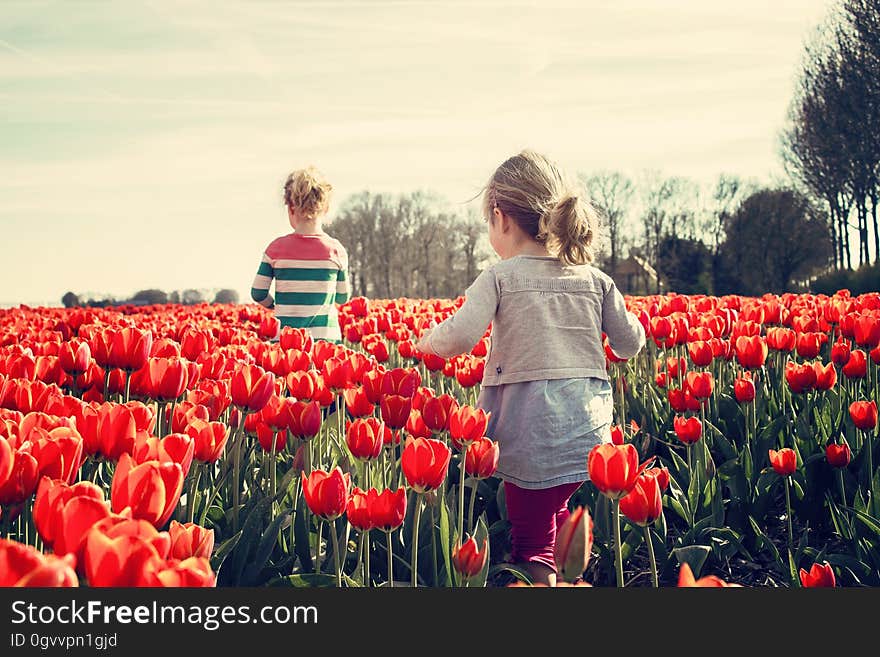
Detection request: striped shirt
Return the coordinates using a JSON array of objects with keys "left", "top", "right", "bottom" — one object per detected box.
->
[{"left": 250, "top": 232, "right": 351, "bottom": 342}]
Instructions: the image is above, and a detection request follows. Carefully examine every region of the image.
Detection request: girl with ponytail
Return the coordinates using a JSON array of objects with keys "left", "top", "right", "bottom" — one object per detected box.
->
[{"left": 416, "top": 150, "right": 645, "bottom": 586}]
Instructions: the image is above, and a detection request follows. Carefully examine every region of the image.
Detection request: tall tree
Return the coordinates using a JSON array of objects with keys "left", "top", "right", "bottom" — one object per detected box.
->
[
  {"left": 581, "top": 171, "right": 634, "bottom": 276},
  {"left": 717, "top": 188, "right": 833, "bottom": 294}
]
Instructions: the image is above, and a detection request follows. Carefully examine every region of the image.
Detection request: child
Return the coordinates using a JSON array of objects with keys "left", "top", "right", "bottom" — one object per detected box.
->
[
  {"left": 415, "top": 150, "right": 645, "bottom": 586},
  {"left": 251, "top": 166, "right": 351, "bottom": 343}
]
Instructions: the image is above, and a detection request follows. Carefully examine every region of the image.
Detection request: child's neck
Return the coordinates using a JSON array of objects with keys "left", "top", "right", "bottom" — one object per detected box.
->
[
  {"left": 509, "top": 239, "right": 551, "bottom": 258},
  {"left": 295, "top": 221, "right": 324, "bottom": 236}
]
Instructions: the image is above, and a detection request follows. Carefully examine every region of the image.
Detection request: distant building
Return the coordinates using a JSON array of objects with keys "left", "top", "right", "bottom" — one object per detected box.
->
[{"left": 611, "top": 255, "right": 665, "bottom": 296}]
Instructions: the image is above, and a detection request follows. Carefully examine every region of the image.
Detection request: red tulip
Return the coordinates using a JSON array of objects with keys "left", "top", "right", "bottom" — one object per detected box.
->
[
  {"left": 644, "top": 466, "right": 670, "bottom": 492},
  {"left": 854, "top": 312, "right": 880, "bottom": 348},
  {"left": 28, "top": 426, "right": 83, "bottom": 484},
  {"left": 465, "top": 437, "right": 499, "bottom": 479},
  {"left": 0, "top": 447, "right": 39, "bottom": 506},
  {"left": 673, "top": 415, "right": 702, "bottom": 445},
  {"left": 785, "top": 362, "right": 817, "bottom": 394},
  {"left": 280, "top": 326, "right": 313, "bottom": 353},
  {"left": 301, "top": 467, "right": 351, "bottom": 521},
  {"left": 286, "top": 370, "right": 316, "bottom": 401},
  {"left": 812, "top": 361, "right": 837, "bottom": 391},
  {"left": 734, "top": 374, "right": 756, "bottom": 403},
  {"left": 449, "top": 405, "right": 489, "bottom": 450},
  {"left": 452, "top": 535, "right": 488, "bottom": 578},
  {"left": 109, "top": 327, "right": 153, "bottom": 372},
  {"left": 849, "top": 400, "right": 878, "bottom": 431},
  {"left": 0, "top": 436, "right": 12, "bottom": 490},
  {"left": 322, "top": 357, "right": 354, "bottom": 392},
  {"left": 380, "top": 394, "right": 412, "bottom": 430},
  {"left": 346, "top": 417, "right": 387, "bottom": 461},
  {"left": 825, "top": 443, "right": 851, "bottom": 468},
  {"left": 288, "top": 400, "right": 322, "bottom": 439},
  {"left": 144, "top": 357, "right": 189, "bottom": 401},
  {"left": 0, "top": 539, "right": 78, "bottom": 587},
  {"left": 767, "top": 327, "right": 796, "bottom": 352},
  {"left": 554, "top": 506, "right": 593, "bottom": 582},
  {"left": 587, "top": 443, "right": 640, "bottom": 499},
  {"left": 799, "top": 561, "right": 836, "bottom": 587},
  {"left": 168, "top": 520, "right": 214, "bottom": 560},
  {"left": 366, "top": 486, "right": 406, "bottom": 531},
  {"left": 735, "top": 335, "right": 768, "bottom": 369},
  {"left": 186, "top": 419, "right": 229, "bottom": 463},
  {"left": 380, "top": 368, "right": 420, "bottom": 398},
  {"left": 405, "top": 409, "right": 433, "bottom": 439},
  {"left": 685, "top": 371, "right": 714, "bottom": 400},
  {"left": 795, "top": 332, "right": 822, "bottom": 359},
  {"left": 687, "top": 341, "right": 713, "bottom": 367},
  {"left": 258, "top": 315, "right": 280, "bottom": 341},
  {"left": 58, "top": 340, "right": 91, "bottom": 376},
  {"left": 620, "top": 472, "right": 663, "bottom": 526},
  {"left": 147, "top": 556, "right": 216, "bottom": 587},
  {"left": 33, "top": 477, "right": 109, "bottom": 556},
  {"left": 346, "top": 488, "right": 374, "bottom": 531},
  {"left": 82, "top": 517, "right": 169, "bottom": 587},
  {"left": 110, "top": 453, "right": 184, "bottom": 528},
  {"left": 360, "top": 369, "right": 385, "bottom": 405},
  {"left": 401, "top": 437, "right": 451, "bottom": 493},
  {"left": 230, "top": 364, "right": 275, "bottom": 412},
  {"left": 256, "top": 423, "right": 286, "bottom": 452},
  {"left": 169, "top": 401, "right": 210, "bottom": 433},
  {"left": 677, "top": 562, "right": 737, "bottom": 587},
  {"left": 769, "top": 448, "right": 797, "bottom": 477},
  {"left": 422, "top": 394, "right": 459, "bottom": 433},
  {"left": 342, "top": 386, "right": 374, "bottom": 418},
  {"left": 133, "top": 432, "right": 195, "bottom": 477},
  {"left": 843, "top": 350, "right": 867, "bottom": 379},
  {"left": 831, "top": 339, "right": 851, "bottom": 367}
]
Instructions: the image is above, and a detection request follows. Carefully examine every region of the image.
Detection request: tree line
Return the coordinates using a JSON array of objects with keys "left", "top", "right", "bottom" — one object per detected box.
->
[
  {"left": 782, "top": 0, "right": 880, "bottom": 272},
  {"left": 61, "top": 288, "right": 240, "bottom": 308}
]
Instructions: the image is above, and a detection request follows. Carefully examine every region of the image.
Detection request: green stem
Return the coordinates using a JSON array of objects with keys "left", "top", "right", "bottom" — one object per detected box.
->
[
  {"left": 430, "top": 502, "right": 439, "bottom": 587},
  {"left": 468, "top": 480, "right": 477, "bottom": 533},
  {"left": 386, "top": 530, "right": 394, "bottom": 588},
  {"left": 123, "top": 370, "right": 132, "bottom": 403},
  {"left": 865, "top": 428, "right": 874, "bottom": 494},
  {"left": 644, "top": 525, "right": 658, "bottom": 587},
  {"left": 411, "top": 495, "right": 422, "bottom": 588},
  {"left": 316, "top": 520, "right": 324, "bottom": 575},
  {"left": 612, "top": 498, "right": 624, "bottom": 588},
  {"left": 784, "top": 476, "right": 794, "bottom": 552},
  {"left": 187, "top": 464, "right": 202, "bottom": 524},
  {"left": 458, "top": 452, "right": 467, "bottom": 545},
  {"left": 232, "top": 412, "right": 246, "bottom": 533},
  {"left": 837, "top": 467, "right": 847, "bottom": 506},
  {"left": 331, "top": 520, "right": 342, "bottom": 587},
  {"left": 363, "top": 530, "right": 371, "bottom": 587}
]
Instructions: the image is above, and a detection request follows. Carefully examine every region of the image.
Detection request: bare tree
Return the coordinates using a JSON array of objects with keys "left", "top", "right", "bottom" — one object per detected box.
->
[{"left": 581, "top": 171, "right": 634, "bottom": 276}]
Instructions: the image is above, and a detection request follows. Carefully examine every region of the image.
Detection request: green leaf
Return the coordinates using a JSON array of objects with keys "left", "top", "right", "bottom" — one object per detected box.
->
[
  {"left": 468, "top": 515, "right": 491, "bottom": 588},
  {"left": 242, "top": 508, "right": 293, "bottom": 585},
  {"left": 268, "top": 573, "right": 337, "bottom": 587},
  {"left": 293, "top": 494, "right": 313, "bottom": 572},
  {"left": 211, "top": 531, "right": 242, "bottom": 573},
  {"left": 488, "top": 564, "right": 532, "bottom": 585},
  {"left": 438, "top": 490, "right": 453, "bottom": 587},
  {"left": 671, "top": 545, "right": 711, "bottom": 578},
  {"left": 748, "top": 515, "right": 781, "bottom": 563},
  {"left": 846, "top": 507, "right": 880, "bottom": 539}
]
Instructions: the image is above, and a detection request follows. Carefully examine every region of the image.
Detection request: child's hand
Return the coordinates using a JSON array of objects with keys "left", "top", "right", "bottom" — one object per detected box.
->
[{"left": 415, "top": 325, "right": 435, "bottom": 354}]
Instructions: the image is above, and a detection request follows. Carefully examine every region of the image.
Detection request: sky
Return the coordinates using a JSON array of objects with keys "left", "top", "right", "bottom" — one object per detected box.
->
[{"left": 1, "top": 0, "right": 833, "bottom": 306}]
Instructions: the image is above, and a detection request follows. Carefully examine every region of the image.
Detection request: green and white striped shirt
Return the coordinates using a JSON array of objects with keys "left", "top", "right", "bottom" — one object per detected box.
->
[{"left": 251, "top": 232, "right": 350, "bottom": 342}]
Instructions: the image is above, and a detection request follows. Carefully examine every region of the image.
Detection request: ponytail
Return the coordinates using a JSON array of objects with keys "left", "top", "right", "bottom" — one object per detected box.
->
[
  {"left": 545, "top": 194, "right": 598, "bottom": 266},
  {"left": 483, "top": 150, "right": 600, "bottom": 266}
]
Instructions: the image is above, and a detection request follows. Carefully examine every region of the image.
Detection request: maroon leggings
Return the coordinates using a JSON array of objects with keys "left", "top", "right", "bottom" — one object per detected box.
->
[{"left": 504, "top": 481, "right": 583, "bottom": 572}]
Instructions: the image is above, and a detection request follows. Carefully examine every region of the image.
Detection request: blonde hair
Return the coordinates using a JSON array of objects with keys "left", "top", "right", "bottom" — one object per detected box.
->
[
  {"left": 283, "top": 166, "right": 333, "bottom": 219},
  {"left": 482, "top": 150, "right": 600, "bottom": 266}
]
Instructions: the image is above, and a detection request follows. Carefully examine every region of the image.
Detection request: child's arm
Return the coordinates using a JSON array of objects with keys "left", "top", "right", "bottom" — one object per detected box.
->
[
  {"left": 335, "top": 249, "right": 351, "bottom": 305},
  {"left": 418, "top": 269, "right": 498, "bottom": 358},
  {"left": 251, "top": 253, "right": 275, "bottom": 308},
  {"left": 601, "top": 278, "right": 645, "bottom": 360}
]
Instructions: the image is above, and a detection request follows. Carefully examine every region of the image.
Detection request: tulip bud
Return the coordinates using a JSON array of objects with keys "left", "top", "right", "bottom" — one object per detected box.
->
[{"left": 554, "top": 506, "right": 593, "bottom": 583}]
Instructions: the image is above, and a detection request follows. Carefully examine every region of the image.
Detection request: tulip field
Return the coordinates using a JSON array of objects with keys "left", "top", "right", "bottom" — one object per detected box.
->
[{"left": 1, "top": 290, "right": 879, "bottom": 588}]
